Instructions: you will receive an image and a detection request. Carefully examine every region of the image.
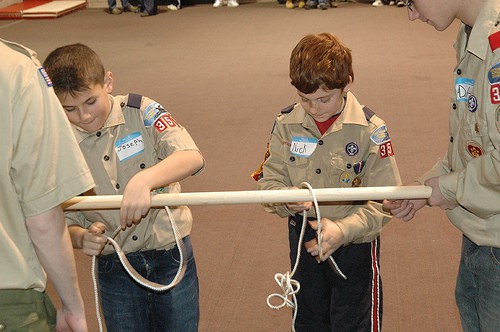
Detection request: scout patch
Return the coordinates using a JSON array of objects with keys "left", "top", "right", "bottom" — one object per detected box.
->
[
  {"left": 38, "top": 67, "right": 52, "bottom": 87},
  {"left": 345, "top": 142, "right": 359, "bottom": 156},
  {"left": 153, "top": 113, "right": 178, "bottom": 133},
  {"left": 468, "top": 95, "right": 478, "bottom": 112},
  {"left": 143, "top": 102, "right": 166, "bottom": 127},
  {"left": 379, "top": 141, "right": 394, "bottom": 159},
  {"left": 491, "top": 83, "right": 500, "bottom": 104},
  {"left": 488, "top": 63, "right": 500, "bottom": 84},
  {"left": 488, "top": 30, "right": 500, "bottom": 52},
  {"left": 339, "top": 171, "right": 353, "bottom": 187},
  {"left": 370, "top": 125, "right": 391, "bottom": 145},
  {"left": 466, "top": 141, "right": 483, "bottom": 158},
  {"left": 115, "top": 132, "right": 144, "bottom": 161},
  {"left": 455, "top": 77, "right": 475, "bottom": 102},
  {"left": 290, "top": 136, "right": 318, "bottom": 157}
]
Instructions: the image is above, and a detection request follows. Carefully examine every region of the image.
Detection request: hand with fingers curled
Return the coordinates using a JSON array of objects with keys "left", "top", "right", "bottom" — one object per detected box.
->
[
  {"left": 82, "top": 222, "right": 109, "bottom": 257},
  {"left": 119, "top": 172, "right": 152, "bottom": 230},
  {"left": 284, "top": 186, "right": 313, "bottom": 212},
  {"left": 305, "top": 218, "right": 344, "bottom": 262}
]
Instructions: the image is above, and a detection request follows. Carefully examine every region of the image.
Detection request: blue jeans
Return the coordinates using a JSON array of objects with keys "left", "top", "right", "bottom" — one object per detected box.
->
[
  {"left": 455, "top": 236, "right": 500, "bottom": 332},
  {"left": 108, "top": 0, "right": 130, "bottom": 10},
  {"left": 98, "top": 236, "right": 199, "bottom": 332}
]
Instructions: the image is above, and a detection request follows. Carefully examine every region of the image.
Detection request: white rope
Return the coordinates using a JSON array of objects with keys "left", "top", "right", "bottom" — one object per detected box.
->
[
  {"left": 91, "top": 206, "right": 187, "bottom": 331},
  {"left": 266, "top": 182, "right": 346, "bottom": 332}
]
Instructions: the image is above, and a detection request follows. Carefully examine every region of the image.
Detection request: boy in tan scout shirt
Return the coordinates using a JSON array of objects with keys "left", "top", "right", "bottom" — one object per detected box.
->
[
  {"left": 44, "top": 43, "right": 204, "bottom": 332},
  {"left": 257, "top": 33, "right": 401, "bottom": 332}
]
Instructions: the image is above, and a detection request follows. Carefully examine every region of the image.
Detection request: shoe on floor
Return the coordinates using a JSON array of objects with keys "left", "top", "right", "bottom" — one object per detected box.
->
[
  {"left": 123, "top": 4, "right": 137, "bottom": 12},
  {"left": 213, "top": 0, "right": 223, "bottom": 6},
  {"left": 396, "top": 0, "right": 405, "bottom": 6},
  {"left": 110, "top": 7, "right": 122, "bottom": 14},
  {"left": 389, "top": 0, "right": 395, "bottom": 5},
  {"left": 298, "top": 0, "right": 305, "bottom": 7},
  {"left": 372, "top": 0, "right": 383, "bottom": 6},
  {"left": 285, "top": 0, "right": 295, "bottom": 8},
  {"left": 140, "top": 11, "right": 155, "bottom": 16},
  {"left": 227, "top": 0, "right": 239, "bottom": 7},
  {"left": 317, "top": 1, "right": 327, "bottom": 9},
  {"left": 305, "top": 0, "right": 317, "bottom": 9},
  {"left": 167, "top": 4, "right": 178, "bottom": 10}
]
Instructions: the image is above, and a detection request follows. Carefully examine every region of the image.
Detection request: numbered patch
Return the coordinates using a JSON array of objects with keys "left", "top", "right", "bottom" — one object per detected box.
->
[
  {"left": 153, "top": 113, "right": 178, "bottom": 133},
  {"left": 491, "top": 84, "right": 500, "bottom": 104},
  {"left": 379, "top": 141, "right": 394, "bottom": 159}
]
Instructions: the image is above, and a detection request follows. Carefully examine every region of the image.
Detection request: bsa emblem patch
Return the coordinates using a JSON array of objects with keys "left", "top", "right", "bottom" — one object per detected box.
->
[
  {"left": 345, "top": 142, "right": 359, "bottom": 156},
  {"left": 466, "top": 141, "right": 483, "bottom": 158},
  {"left": 468, "top": 95, "right": 478, "bottom": 112}
]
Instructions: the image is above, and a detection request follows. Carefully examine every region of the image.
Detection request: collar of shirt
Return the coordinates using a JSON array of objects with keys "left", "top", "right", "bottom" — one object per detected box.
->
[{"left": 466, "top": 0, "right": 500, "bottom": 60}]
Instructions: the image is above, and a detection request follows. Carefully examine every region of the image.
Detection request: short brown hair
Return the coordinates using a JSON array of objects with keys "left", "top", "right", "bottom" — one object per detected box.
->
[
  {"left": 43, "top": 43, "right": 105, "bottom": 98},
  {"left": 290, "top": 33, "right": 354, "bottom": 94}
]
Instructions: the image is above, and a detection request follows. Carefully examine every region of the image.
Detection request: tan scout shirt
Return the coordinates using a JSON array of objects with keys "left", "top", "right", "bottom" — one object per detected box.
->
[
  {"left": 418, "top": 0, "right": 500, "bottom": 247},
  {"left": 65, "top": 94, "right": 203, "bottom": 255},
  {"left": 0, "top": 39, "right": 94, "bottom": 291},
  {"left": 259, "top": 92, "right": 401, "bottom": 244}
]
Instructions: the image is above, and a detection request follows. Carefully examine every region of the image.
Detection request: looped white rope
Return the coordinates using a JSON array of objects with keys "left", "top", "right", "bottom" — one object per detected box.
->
[
  {"left": 92, "top": 206, "right": 187, "bottom": 332},
  {"left": 266, "top": 182, "right": 346, "bottom": 332}
]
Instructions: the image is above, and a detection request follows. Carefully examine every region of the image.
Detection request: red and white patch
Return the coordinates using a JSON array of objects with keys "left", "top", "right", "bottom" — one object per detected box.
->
[
  {"left": 153, "top": 113, "right": 178, "bottom": 133},
  {"left": 491, "top": 83, "right": 500, "bottom": 104},
  {"left": 489, "top": 30, "right": 500, "bottom": 52},
  {"left": 379, "top": 141, "right": 394, "bottom": 159}
]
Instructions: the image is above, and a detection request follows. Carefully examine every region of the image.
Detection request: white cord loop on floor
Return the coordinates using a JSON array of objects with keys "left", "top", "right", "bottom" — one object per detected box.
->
[
  {"left": 266, "top": 182, "right": 346, "bottom": 332},
  {"left": 92, "top": 206, "right": 186, "bottom": 332}
]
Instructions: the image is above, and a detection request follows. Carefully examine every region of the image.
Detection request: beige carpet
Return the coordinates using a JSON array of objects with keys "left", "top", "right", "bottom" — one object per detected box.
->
[{"left": 0, "top": 2, "right": 462, "bottom": 331}]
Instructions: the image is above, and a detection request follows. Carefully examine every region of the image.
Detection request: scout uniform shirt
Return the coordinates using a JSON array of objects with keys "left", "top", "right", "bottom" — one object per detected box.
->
[
  {"left": 418, "top": 0, "right": 500, "bottom": 248},
  {"left": 259, "top": 92, "right": 402, "bottom": 245},
  {"left": 65, "top": 94, "right": 203, "bottom": 255},
  {"left": 0, "top": 39, "right": 94, "bottom": 291}
]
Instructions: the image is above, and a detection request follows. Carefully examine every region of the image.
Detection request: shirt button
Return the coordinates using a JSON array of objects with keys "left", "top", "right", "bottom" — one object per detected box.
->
[
  {"left": 452, "top": 103, "right": 457, "bottom": 110},
  {"left": 290, "top": 156, "right": 295, "bottom": 162},
  {"left": 318, "top": 140, "right": 323, "bottom": 145},
  {"left": 346, "top": 163, "right": 352, "bottom": 169},
  {"left": 132, "top": 235, "right": 138, "bottom": 241},
  {"left": 450, "top": 137, "right": 454, "bottom": 143},
  {"left": 457, "top": 68, "right": 462, "bottom": 75},
  {"left": 115, "top": 183, "right": 120, "bottom": 190},
  {"left": 96, "top": 131, "right": 101, "bottom": 137},
  {"left": 120, "top": 102, "right": 125, "bottom": 107},
  {"left": 104, "top": 155, "right": 110, "bottom": 161},
  {"left": 140, "top": 163, "right": 146, "bottom": 169},
  {"left": 315, "top": 168, "right": 321, "bottom": 174}
]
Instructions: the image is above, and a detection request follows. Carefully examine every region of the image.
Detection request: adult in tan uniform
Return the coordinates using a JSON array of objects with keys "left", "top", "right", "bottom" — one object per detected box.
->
[
  {"left": 43, "top": 43, "right": 204, "bottom": 332},
  {"left": 0, "top": 39, "right": 94, "bottom": 331},
  {"left": 384, "top": 1, "right": 500, "bottom": 331}
]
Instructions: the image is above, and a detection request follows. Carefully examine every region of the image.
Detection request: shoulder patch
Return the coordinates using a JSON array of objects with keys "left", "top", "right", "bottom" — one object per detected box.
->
[
  {"left": 127, "top": 93, "right": 143, "bottom": 109},
  {"left": 143, "top": 102, "right": 167, "bottom": 127},
  {"left": 281, "top": 103, "right": 296, "bottom": 114},
  {"left": 362, "top": 106, "right": 375, "bottom": 121},
  {"left": 489, "top": 30, "right": 500, "bottom": 52},
  {"left": 370, "top": 124, "right": 391, "bottom": 145}
]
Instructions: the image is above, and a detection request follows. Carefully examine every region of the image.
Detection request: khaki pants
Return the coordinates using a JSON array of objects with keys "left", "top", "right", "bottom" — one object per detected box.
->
[{"left": 0, "top": 289, "right": 56, "bottom": 332}]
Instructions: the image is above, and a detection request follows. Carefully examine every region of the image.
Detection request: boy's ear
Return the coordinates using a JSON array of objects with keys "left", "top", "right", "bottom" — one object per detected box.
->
[
  {"left": 104, "top": 71, "right": 114, "bottom": 93},
  {"left": 342, "top": 76, "right": 353, "bottom": 93}
]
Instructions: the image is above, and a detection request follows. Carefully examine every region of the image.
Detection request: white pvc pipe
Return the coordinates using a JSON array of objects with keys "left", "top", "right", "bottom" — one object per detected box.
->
[{"left": 63, "top": 185, "right": 431, "bottom": 210}]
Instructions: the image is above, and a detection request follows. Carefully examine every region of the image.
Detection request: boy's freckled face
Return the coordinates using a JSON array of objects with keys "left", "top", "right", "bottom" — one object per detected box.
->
[{"left": 59, "top": 84, "right": 111, "bottom": 132}]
